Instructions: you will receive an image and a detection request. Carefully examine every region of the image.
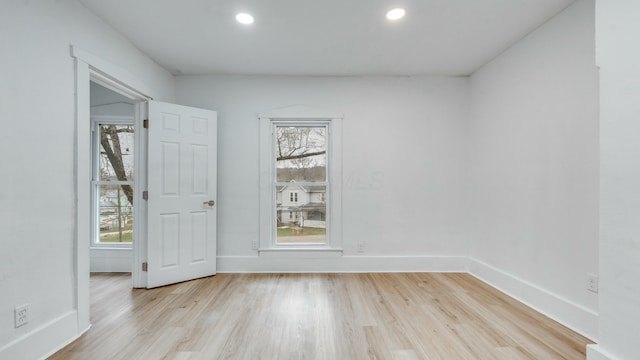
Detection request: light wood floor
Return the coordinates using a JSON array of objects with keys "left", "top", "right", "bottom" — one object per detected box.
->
[{"left": 50, "top": 273, "right": 592, "bottom": 360}]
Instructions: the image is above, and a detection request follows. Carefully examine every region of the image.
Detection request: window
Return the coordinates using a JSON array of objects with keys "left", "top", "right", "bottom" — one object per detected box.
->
[
  {"left": 275, "top": 125, "right": 327, "bottom": 245},
  {"left": 91, "top": 118, "right": 135, "bottom": 247},
  {"left": 259, "top": 107, "right": 343, "bottom": 253}
]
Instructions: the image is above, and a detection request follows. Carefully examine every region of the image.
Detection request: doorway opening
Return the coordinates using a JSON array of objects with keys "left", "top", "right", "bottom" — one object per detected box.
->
[
  {"left": 73, "top": 46, "right": 153, "bottom": 331},
  {"left": 73, "top": 47, "right": 217, "bottom": 334},
  {"left": 89, "top": 82, "right": 136, "bottom": 272}
]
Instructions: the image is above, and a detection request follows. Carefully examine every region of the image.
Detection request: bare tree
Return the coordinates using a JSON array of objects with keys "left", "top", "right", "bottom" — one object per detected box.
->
[
  {"left": 276, "top": 127, "right": 327, "bottom": 182},
  {"left": 276, "top": 127, "right": 326, "bottom": 164},
  {"left": 100, "top": 125, "right": 134, "bottom": 205}
]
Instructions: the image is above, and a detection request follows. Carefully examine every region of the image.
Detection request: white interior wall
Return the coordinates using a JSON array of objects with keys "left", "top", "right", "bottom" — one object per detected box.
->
[
  {"left": 0, "top": 0, "right": 604, "bottom": 357},
  {"left": 0, "top": 1, "right": 174, "bottom": 358},
  {"left": 589, "top": 1, "right": 640, "bottom": 359},
  {"left": 175, "top": 75, "right": 470, "bottom": 271},
  {"left": 467, "top": 0, "right": 599, "bottom": 339}
]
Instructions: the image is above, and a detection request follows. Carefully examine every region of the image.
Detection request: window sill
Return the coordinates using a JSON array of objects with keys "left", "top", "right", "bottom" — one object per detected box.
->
[
  {"left": 258, "top": 248, "right": 343, "bottom": 258},
  {"left": 90, "top": 245, "right": 132, "bottom": 251}
]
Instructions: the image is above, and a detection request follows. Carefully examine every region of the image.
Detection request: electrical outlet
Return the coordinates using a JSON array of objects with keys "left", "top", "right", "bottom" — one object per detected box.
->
[
  {"left": 587, "top": 273, "right": 599, "bottom": 293},
  {"left": 15, "top": 304, "right": 28, "bottom": 328},
  {"left": 357, "top": 241, "right": 365, "bottom": 253}
]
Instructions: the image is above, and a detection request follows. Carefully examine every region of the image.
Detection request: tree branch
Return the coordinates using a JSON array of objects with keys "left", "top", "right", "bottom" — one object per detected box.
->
[
  {"left": 277, "top": 151, "right": 326, "bottom": 161},
  {"left": 101, "top": 126, "right": 134, "bottom": 205},
  {"left": 114, "top": 128, "right": 134, "bottom": 133}
]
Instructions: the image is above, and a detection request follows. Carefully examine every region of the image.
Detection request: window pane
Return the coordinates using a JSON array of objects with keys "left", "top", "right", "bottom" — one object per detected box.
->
[
  {"left": 98, "top": 184, "right": 133, "bottom": 243},
  {"left": 276, "top": 185, "right": 326, "bottom": 244},
  {"left": 100, "top": 124, "right": 135, "bottom": 182},
  {"left": 275, "top": 126, "right": 326, "bottom": 182}
]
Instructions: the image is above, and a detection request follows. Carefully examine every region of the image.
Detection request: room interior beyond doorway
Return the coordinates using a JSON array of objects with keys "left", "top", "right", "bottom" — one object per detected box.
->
[{"left": 89, "top": 81, "right": 136, "bottom": 272}]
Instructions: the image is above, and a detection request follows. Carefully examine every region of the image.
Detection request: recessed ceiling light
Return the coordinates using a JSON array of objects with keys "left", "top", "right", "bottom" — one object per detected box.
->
[
  {"left": 386, "top": 8, "right": 405, "bottom": 21},
  {"left": 236, "top": 13, "right": 254, "bottom": 25}
]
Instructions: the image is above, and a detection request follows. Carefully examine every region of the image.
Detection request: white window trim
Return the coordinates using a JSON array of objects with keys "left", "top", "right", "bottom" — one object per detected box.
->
[{"left": 259, "top": 106, "right": 343, "bottom": 254}]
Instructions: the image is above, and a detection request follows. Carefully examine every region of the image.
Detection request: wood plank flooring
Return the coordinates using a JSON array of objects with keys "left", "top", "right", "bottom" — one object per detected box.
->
[{"left": 50, "top": 273, "right": 592, "bottom": 359}]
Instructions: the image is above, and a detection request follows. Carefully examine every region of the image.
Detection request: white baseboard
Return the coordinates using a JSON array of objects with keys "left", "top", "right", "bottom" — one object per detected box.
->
[
  {"left": 217, "top": 255, "right": 468, "bottom": 273},
  {"left": 468, "top": 257, "right": 598, "bottom": 341},
  {"left": 0, "top": 310, "right": 82, "bottom": 360},
  {"left": 587, "top": 345, "right": 616, "bottom": 360}
]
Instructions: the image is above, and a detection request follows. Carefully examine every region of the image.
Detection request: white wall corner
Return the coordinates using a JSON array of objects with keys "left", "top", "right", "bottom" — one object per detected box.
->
[
  {"left": 587, "top": 345, "right": 617, "bottom": 360},
  {"left": 0, "top": 311, "right": 84, "bottom": 360},
  {"left": 468, "top": 258, "right": 598, "bottom": 341}
]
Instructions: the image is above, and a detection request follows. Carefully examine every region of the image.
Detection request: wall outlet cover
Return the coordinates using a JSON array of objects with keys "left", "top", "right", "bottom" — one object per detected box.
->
[
  {"left": 587, "top": 273, "right": 599, "bottom": 293},
  {"left": 15, "top": 304, "right": 28, "bottom": 328}
]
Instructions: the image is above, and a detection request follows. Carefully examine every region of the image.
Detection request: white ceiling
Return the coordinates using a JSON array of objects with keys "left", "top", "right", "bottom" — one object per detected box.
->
[{"left": 79, "top": 0, "right": 576, "bottom": 76}]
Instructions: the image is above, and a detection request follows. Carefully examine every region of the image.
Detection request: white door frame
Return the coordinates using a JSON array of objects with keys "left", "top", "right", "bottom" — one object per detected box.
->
[{"left": 71, "top": 46, "right": 153, "bottom": 332}]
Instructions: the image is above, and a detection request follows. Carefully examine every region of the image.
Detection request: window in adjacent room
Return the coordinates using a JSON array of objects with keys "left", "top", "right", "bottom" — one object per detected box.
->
[{"left": 91, "top": 119, "right": 135, "bottom": 246}]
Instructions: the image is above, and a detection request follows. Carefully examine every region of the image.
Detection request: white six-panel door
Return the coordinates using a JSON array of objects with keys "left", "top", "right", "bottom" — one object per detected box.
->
[{"left": 146, "top": 100, "right": 217, "bottom": 288}]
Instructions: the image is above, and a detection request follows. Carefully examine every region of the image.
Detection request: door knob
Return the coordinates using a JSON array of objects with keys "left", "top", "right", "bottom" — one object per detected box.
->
[{"left": 203, "top": 200, "right": 215, "bottom": 207}]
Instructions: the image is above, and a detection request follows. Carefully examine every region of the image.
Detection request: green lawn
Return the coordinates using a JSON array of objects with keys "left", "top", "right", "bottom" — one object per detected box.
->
[
  {"left": 101, "top": 225, "right": 326, "bottom": 241},
  {"left": 101, "top": 226, "right": 325, "bottom": 241},
  {"left": 277, "top": 227, "right": 326, "bottom": 237},
  {"left": 100, "top": 232, "right": 132, "bottom": 243},
  {"left": 100, "top": 223, "right": 133, "bottom": 243}
]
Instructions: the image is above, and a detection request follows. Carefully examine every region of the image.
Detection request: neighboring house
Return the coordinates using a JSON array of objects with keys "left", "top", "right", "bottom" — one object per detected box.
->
[{"left": 276, "top": 180, "right": 326, "bottom": 228}]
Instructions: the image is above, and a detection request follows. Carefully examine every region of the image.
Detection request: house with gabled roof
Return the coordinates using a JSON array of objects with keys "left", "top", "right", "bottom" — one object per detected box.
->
[{"left": 276, "top": 180, "right": 326, "bottom": 227}]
